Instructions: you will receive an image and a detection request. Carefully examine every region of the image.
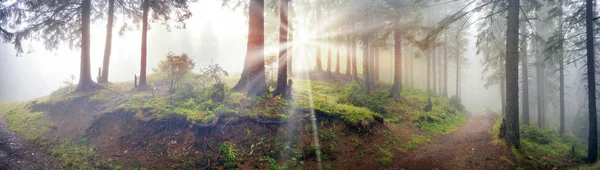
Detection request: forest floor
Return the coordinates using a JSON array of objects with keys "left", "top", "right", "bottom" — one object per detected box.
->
[
  {"left": 0, "top": 70, "right": 523, "bottom": 169},
  {"left": 0, "top": 115, "right": 62, "bottom": 170},
  {"left": 391, "top": 113, "right": 514, "bottom": 169}
]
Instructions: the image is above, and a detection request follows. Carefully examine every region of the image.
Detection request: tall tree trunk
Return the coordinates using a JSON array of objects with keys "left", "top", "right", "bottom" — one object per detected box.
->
[
  {"left": 374, "top": 47, "right": 379, "bottom": 82},
  {"left": 503, "top": 0, "right": 520, "bottom": 148},
  {"left": 75, "top": 0, "right": 95, "bottom": 92},
  {"left": 558, "top": 0, "right": 565, "bottom": 135},
  {"left": 327, "top": 38, "right": 331, "bottom": 73},
  {"left": 536, "top": 41, "right": 545, "bottom": 128},
  {"left": 363, "top": 34, "right": 370, "bottom": 93},
  {"left": 335, "top": 46, "right": 340, "bottom": 74},
  {"left": 352, "top": 37, "right": 358, "bottom": 82},
  {"left": 288, "top": 5, "right": 294, "bottom": 77},
  {"left": 501, "top": 78, "right": 506, "bottom": 116},
  {"left": 439, "top": 47, "right": 443, "bottom": 94},
  {"left": 427, "top": 48, "right": 431, "bottom": 92},
  {"left": 99, "top": 0, "right": 114, "bottom": 84},
  {"left": 455, "top": 34, "right": 460, "bottom": 98},
  {"left": 138, "top": 0, "right": 149, "bottom": 88},
  {"left": 246, "top": 0, "right": 268, "bottom": 97},
  {"left": 314, "top": 0, "right": 322, "bottom": 72},
  {"left": 521, "top": 22, "right": 530, "bottom": 125},
  {"left": 433, "top": 46, "right": 437, "bottom": 94},
  {"left": 585, "top": 0, "right": 597, "bottom": 162},
  {"left": 363, "top": 2, "right": 370, "bottom": 93},
  {"left": 346, "top": 36, "right": 351, "bottom": 76},
  {"left": 409, "top": 45, "right": 413, "bottom": 87},
  {"left": 273, "top": 0, "right": 289, "bottom": 96},
  {"left": 390, "top": 26, "right": 402, "bottom": 101},
  {"left": 368, "top": 46, "right": 373, "bottom": 86},
  {"left": 534, "top": 8, "right": 546, "bottom": 128},
  {"left": 443, "top": 33, "right": 448, "bottom": 97}
]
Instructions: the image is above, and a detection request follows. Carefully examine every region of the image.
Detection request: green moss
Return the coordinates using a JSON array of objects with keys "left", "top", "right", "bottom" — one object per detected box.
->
[
  {"left": 49, "top": 140, "right": 102, "bottom": 169},
  {"left": 512, "top": 125, "right": 587, "bottom": 169},
  {"left": 377, "top": 157, "right": 393, "bottom": 164},
  {"left": 3, "top": 105, "right": 54, "bottom": 141},
  {"left": 403, "top": 134, "right": 431, "bottom": 150}
]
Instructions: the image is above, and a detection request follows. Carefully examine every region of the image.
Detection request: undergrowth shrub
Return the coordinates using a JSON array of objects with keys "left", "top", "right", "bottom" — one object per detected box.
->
[
  {"left": 514, "top": 125, "right": 587, "bottom": 169},
  {"left": 49, "top": 74, "right": 76, "bottom": 98},
  {"left": 219, "top": 142, "right": 239, "bottom": 168},
  {"left": 521, "top": 126, "right": 555, "bottom": 144},
  {"left": 337, "top": 83, "right": 390, "bottom": 114}
]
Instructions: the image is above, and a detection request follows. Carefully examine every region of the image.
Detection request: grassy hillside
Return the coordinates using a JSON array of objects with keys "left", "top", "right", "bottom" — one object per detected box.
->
[{"left": 0, "top": 72, "right": 467, "bottom": 169}]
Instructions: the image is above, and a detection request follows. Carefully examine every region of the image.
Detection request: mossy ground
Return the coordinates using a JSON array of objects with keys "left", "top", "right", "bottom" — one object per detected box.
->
[
  {"left": 0, "top": 73, "right": 468, "bottom": 169},
  {"left": 489, "top": 112, "right": 592, "bottom": 169}
]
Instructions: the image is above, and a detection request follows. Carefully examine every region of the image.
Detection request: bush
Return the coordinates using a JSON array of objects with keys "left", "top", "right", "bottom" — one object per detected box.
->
[
  {"left": 157, "top": 52, "right": 195, "bottom": 92},
  {"left": 50, "top": 74, "right": 76, "bottom": 97},
  {"left": 337, "top": 83, "right": 368, "bottom": 106},
  {"left": 199, "top": 64, "right": 229, "bottom": 102},
  {"left": 337, "top": 83, "right": 390, "bottom": 114},
  {"left": 521, "top": 126, "right": 555, "bottom": 145}
]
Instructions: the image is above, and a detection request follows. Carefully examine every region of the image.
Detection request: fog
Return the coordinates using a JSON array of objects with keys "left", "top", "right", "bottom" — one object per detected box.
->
[{"left": 0, "top": 0, "right": 587, "bottom": 118}]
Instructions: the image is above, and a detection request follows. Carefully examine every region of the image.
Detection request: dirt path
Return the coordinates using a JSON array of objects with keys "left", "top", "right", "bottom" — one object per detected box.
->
[
  {"left": 390, "top": 113, "right": 514, "bottom": 170},
  {"left": 0, "top": 115, "right": 62, "bottom": 170}
]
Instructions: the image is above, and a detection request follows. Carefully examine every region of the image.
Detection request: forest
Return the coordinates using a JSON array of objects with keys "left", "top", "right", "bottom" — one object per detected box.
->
[{"left": 0, "top": 0, "right": 599, "bottom": 169}]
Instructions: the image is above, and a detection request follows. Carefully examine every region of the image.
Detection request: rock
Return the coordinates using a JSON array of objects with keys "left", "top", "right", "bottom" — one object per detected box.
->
[{"left": 170, "top": 140, "right": 177, "bottom": 145}]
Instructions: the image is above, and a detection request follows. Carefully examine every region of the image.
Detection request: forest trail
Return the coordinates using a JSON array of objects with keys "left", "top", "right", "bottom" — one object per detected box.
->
[
  {"left": 391, "top": 113, "right": 514, "bottom": 170},
  {"left": 0, "top": 115, "right": 61, "bottom": 170}
]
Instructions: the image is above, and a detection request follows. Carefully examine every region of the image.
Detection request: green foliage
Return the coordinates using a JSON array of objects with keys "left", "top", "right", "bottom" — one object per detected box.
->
[
  {"left": 50, "top": 140, "right": 101, "bottom": 169},
  {"left": 377, "top": 157, "right": 393, "bottom": 164},
  {"left": 49, "top": 74, "right": 76, "bottom": 98},
  {"left": 248, "top": 94, "right": 291, "bottom": 121},
  {"left": 157, "top": 52, "right": 195, "bottom": 92},
  {"left": 337, "top": 83, "right": 390, "bottom": 113},
  {"left": 403, "top": 134, "right": 431, "bottom": 150},
  {"left": 521, "top": 126, "right": 555, "bottom": 145},
  {"left": 319, "top": 129, "right": 336, "bottom": 141},
  {"left": 219, "top": 142, "right": 238, "bottom": 163},
  {"left": 512, "top": 126, "right": 587, "bottom": 169},
  {"left": 310, "top": 99, "right": 382, "bottom": 129},
  {"left": 3, "top": 105, "right": 54, "bottom": 141}
]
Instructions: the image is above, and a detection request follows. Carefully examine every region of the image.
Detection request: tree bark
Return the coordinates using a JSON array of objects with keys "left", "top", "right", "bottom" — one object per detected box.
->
[
  {"left": 585, "top": 0, "right": 597, "bottom": 162},
  {"left": 433, "top": 46, "right": 437, "bottom": 94},
  {"left": 352, "top": 36, "right": 358, "bottom": 82},
  {"left": 409, "top": 45, "right": 413, "bottom": 87},
  {"left": 443, "top": 33, "right": 448, "bottom": 97},
  {"left": 558, "top": 0, "right": 565, "bottom": 135},
  {"left": 138, "top": 0, "right": 149, "bottom": 88},
  {"left": 363, "top": 34, "right": 370, "bottom": 93},
  {"left": 536, "top": 39, "right": 545, "bottom": 128},
  {"left": 501, "top": 78, "right": 506, "bottom": 116},
  {"left": 99, "top": 0, "right": 115, "bottom": 84},
  {"left": 346, "top": 36, "right": 351, "bottom": 76},
  {"left": 273, "top": 0, "right": 289, "bottom": 97},
  {"left": 390, "top": 26, "right": 402, "bottom": 101},
  {"left": 521, "top": 23, "right": 530, "bottom": 125},
  {"left": 456, "top": 34, "right": 460, "bottom": 98},
  {"left": 314, "top": 0, "right": 322, "bottom": 72},
  {"left": 335, "top": 46, "right": 340, "bottom": 74},
  {"left": 327, "top": 38, "right": 332, "bottom": 73},
  {"left": 504, "top": 0, "right": 520, "bottom": 148},
  {"left": 427, "top": 48, "right": 431, "bottom": 92},
  {"left": 245, "top": 0, "right": 268, "bottom": 97},
  {"left": 288, "top": 4, "right": 294, "bottom": 77},
  {"left": 75, "top": 0, "right": 96, "bottom": 92},
  {"left": 374, "top": 47, "right": 379, "bottom": 82}
]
